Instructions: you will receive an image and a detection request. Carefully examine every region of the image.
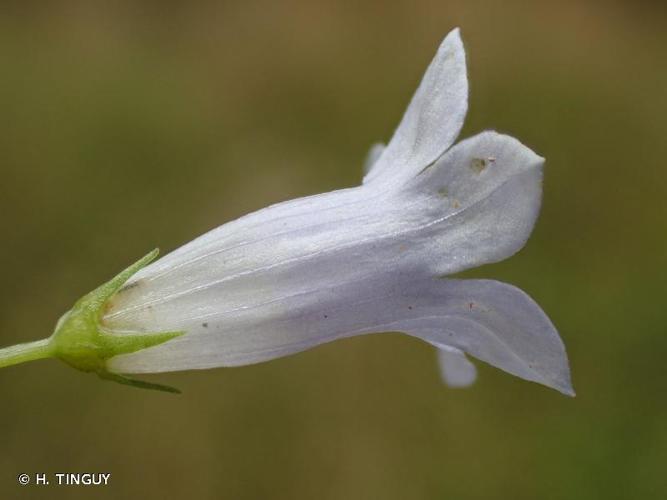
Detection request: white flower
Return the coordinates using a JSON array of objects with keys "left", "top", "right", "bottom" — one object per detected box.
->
[{"left": 0, "top": 29, "right": 573, "bottom": 396}]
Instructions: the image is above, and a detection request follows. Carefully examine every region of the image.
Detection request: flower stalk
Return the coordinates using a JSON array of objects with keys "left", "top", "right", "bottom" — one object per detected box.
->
[{"left": 0, "top": 339, "right": 54, "bottom": 369}]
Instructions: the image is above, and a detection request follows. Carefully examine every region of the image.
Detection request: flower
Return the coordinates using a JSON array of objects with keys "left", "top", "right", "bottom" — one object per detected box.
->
[{"left": 0, "top": 28, "right": 573, "bottom": 396}]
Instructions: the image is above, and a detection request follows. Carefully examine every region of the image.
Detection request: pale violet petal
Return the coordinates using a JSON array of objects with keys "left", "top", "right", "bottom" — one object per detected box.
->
[
  {"left": 106, "top": 274, "right": 572, "bottom": 396},
  {"left": 404, "top": 130, "right": 545, "bottom": 275},
  {"left": 397, "top": 279, "right": 574, "bottom": 396},
  {"left": 364, "top": 28, "right": 468, "bottom": 186},
  {"left": 437, "top": 347, "right": 477, "bottom": 388},
  {"left": 103, "top": 131, "right": 543, "bottom": 343},
  {"left": 103, "top": 134, "right": 548, "bottom": 383},
  {"left": 141, "top": 131, "right": 543, "bottom": 289},
  {"left": 362, "top": 142, "right": 386, "bottom": 176}
]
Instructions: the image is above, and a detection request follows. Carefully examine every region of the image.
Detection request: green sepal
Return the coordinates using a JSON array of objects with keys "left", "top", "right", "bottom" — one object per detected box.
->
[
  {"left": 48, "top": 249, "right": 183, "bottom": 393},
  {"left": 0, "top": 250, "right": 183, "bottom": 392},
  {"left": 98, "top": 371, "right": 181, "bottom": 394}
]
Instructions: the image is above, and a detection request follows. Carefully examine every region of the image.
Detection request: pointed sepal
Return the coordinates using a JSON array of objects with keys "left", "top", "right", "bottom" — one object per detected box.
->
[
  {"left": 98, "top": 370, "right": 181, "bottom": 394},
  {"left": 49, "top": 249, "right": 184, "bottom": 392}
]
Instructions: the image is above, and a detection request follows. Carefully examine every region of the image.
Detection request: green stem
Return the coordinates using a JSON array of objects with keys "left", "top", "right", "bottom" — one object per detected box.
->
[{"left": 0, "top": 338, "right": 54, "bottom": 369}]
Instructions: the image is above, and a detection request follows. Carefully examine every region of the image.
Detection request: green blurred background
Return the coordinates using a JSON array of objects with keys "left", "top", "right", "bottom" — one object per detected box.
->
[{"left": 1, "top": 1, "right": 665, "bottom": 499}]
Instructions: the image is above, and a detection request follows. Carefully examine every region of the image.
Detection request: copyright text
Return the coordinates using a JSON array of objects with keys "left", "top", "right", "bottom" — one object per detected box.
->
[{"left": 18, "top": 473, "right": 111, "bottom": 486}]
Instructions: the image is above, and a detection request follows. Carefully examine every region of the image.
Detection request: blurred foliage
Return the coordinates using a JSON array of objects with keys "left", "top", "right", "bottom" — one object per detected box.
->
[{"left": 0, "top": 1, "right": 665, "bottom": 499}]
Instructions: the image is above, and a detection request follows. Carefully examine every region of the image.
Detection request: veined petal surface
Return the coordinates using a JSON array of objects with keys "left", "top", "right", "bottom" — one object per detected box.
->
[
  {"left": 103, "top": 131, "right": 543, "bottom": 340},
  {"left": 107, "top": 273, "right": 572, "bottom": 395},
  {"left": 404, "top": 130, "right": 545, "bottom": 275},
  {"left": 363, "top": 28, "right": 468, "bottom": 186}
]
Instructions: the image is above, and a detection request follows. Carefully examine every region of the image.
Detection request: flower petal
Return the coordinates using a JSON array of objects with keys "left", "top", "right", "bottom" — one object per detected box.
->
[
  {"left": 403, "top": 130, "right": 545, "bottom": 276},
  {"left": 102, "top": 131, "right": 541, "bottom": 350},
  {"left": 103, "top": 134, "right": 548, "bottom": 387},
  {"left": 437, "top": 347, "right": 477, "bottom": 388},
  {"left": 107, "top": 270, "right": 572, "bottom": 395},
  {"left": 363, "top": 142, "right": 385, "bottom": 176},
  {"left": 399, "top": 279, "right": 574, "bottom": 396},
  {"left": 364, "top": 28, "right": 468, "bottom": 186}
]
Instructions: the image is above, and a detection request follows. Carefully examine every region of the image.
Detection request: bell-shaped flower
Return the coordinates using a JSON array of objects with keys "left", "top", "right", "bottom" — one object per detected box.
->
[{"left": 0, "top": 29, "right": 573, "bottom": 396}]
